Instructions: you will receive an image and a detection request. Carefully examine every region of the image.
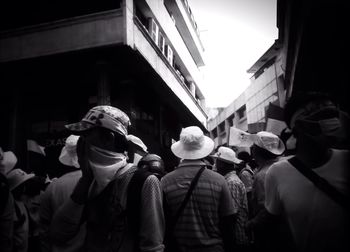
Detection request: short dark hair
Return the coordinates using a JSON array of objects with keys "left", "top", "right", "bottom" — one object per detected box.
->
[
  {"left": 284, "top": 91, "right": 336, "bottom": 127},
  {"left": 251, "top": 144, "right": 278, "bottom": 160},
  {"left": 237, "top": 151, "right": 251, "bottom": 162}
]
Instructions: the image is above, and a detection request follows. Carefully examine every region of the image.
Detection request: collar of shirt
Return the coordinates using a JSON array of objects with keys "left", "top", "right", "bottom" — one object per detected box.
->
[{"left": 176, "top": 159, "right": 206, "bottom": 169}]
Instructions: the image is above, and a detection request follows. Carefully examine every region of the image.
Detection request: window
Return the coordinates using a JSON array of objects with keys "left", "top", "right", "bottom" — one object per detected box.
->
[
  {"left": 184, "top": 0, "right": 189, "bottom": 8},
  {"left": 158, "top": 32, "right": 165, "bottom": 55},
  {"left": 148, "top": 18, "right": 159, "bottom": 44},
  {"left": 165, "top": 45, "right": 173, "bottom": 66},
  {"left": 237, "top": 105, "right": 246, "bottom": 120},
  {"left": 212, "top": 129, "right": 218, "bottom": 138},
  {"left": 218, "top": 122, "right": 225, "bottom": 133}
]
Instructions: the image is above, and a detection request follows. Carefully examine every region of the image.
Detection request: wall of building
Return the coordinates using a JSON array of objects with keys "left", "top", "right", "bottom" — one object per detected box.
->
[
  {"left": 246, "top": 60, "right": 280, "bottom": 125},
  {"left": 208, "top": 50, "right": 286, "bottom": 147},
  {"left": 0, "top": 0, "right": 209, "bottom": 173}
]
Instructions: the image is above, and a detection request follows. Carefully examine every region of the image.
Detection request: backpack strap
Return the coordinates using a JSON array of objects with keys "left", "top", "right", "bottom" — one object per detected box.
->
[
  {"left": 288, "top": 156, "right": 349, "bottom": 210},
  {"left": 168, "top": 166, "right": 206, "bottom": 230},
  {"left": 126, "top": 169, "right": 153, "bottom": 234}
]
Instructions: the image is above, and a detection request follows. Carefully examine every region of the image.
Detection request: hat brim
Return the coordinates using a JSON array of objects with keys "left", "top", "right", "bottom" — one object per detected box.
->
[
  {"left": 171, "top": 136, "right": 214, "bottom": 160},
  {"left": 10, "top": 173, "right": 35, "bottom": 191},
  {"left": 255, "top": 132, "right": 286, "bottom": 155},
  {"left": 254, "top": 140, "right": 285, "bottom": 155},
  {"left": 65, "top": 121, "right": 95, "bottom": 134},
  {"left": 59, "top": 147, "right": 80, "bottom": 168},
  {"left": 126, "top": 135, "right": 148, "bottom": 154},
  {"left": 217, "top": 156, "right": 242, "bottom": 164}
]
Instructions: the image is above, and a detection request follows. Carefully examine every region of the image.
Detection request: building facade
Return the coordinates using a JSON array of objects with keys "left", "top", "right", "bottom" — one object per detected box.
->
[
  {"left": 0, "top": 0, "right": 207, "bottom": 174},
  {"left": 208, "top": 42, "right": 287, "bottom": 148}
]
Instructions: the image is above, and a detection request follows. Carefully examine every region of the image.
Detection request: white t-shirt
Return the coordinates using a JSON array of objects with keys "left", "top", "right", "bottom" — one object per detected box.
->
[{"left": 265, "top": 149, "right": 349, "bottom": 252}]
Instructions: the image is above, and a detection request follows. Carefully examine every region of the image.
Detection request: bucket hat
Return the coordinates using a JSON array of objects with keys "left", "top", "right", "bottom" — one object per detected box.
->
[
  {"left": 171, "top": 126, "right": 214, "bottom": 160},
  {"left": 254, "top": 131, "right": 285, "bottom": 155},
  {"left": 65, "top": 106, "right": 131, "bottom": 136},
  {"left": 59, "top": 135, "right": 80, "bottom": 168},
  {"left": 6, "top": 168, "right": 35, "bottom": 191},
  {"left": 126, "top": 134, "right": 148, "bottom": 154},
  {"left": 214, "top": 146, "right": 242, "bottom": 164},
  {"left": 0, "top": 148, "right": 18, "bottom": 174}
]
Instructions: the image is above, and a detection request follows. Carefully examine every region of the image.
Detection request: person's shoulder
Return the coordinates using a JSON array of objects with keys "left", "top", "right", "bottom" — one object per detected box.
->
[
  {"left": 204, "top": 169, "right": 229, "bottom": 186},
  {"left": 144, "top": 173, "right": 160, "bottom": 185},
  {"left": 267, "top": 157, "right": 292, "bottom": 176},
  {"left": 329, "top": 148, "right": 350, "bottom": 165},
  {"left": 332, "top": 148, "right": 349, "bottom": 158}
]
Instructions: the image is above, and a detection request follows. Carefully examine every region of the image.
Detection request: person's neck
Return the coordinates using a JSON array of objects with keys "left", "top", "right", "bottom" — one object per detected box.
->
[
  {"left": 295, "top": 143, "right": 332, "bottom": 169},
  {"left": 256, "top": 158, "right": 276, "bottom": 170}
]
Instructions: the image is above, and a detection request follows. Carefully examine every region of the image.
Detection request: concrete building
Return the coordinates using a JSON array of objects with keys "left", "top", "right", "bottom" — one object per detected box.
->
[
  {"left": 208, "top": 93, "right": 247, "bottom": 148},
  {"left": 208, "top": 41, "right": 286, "bottom": 148},
  {"left": 0, "top": 0, "right": 207, "bottom": 174},
  {"left": 245, "top": 41, "right": 286, "bottom": 133}
]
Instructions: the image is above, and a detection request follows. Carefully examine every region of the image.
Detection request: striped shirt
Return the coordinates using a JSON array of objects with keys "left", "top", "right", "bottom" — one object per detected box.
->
[
  {"left": 224, "top": 171, "right": 249, "bottom": 245},
  {"left": 161, "top": 160, "right": 235, "bottom": 252}
]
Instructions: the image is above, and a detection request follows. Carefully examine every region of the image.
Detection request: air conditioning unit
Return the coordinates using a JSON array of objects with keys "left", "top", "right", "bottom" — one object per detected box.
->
[
  {"left": 165, "top": 45, "right": 173, "bottom": 66},
  {"left": 158, "top": 32, "right": 166, "bottom": 55},
  {"left": 148, "top": 18, "right": 159, "bottom": 44}
]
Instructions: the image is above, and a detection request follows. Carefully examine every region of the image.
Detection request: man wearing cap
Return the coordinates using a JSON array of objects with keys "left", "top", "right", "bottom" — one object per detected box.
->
[
  {"left": 161, "top": 126, "right": 236, "bottom": 252},
  {"left": 247, "top": 131, "right": 285, "bottom": 252},
  {"left": 0, "top": 147, "right": 17, "bottom": 252},
  {"left": 214, "top": 146, "right": 249, "bottom": 251},
  {"left": 265, "top": 92, "right": 350, "bottom": 251},
  {"left": 50, "top": 106, "right": 165, "bottom": 252}
]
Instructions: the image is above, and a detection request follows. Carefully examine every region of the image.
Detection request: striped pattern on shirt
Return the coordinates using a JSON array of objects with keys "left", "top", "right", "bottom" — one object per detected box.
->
[{"left": 161, "top": 160, "right": 235, "bottom": 251}]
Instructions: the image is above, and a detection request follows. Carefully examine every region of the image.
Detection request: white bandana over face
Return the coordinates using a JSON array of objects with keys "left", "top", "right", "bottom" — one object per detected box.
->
[{"left": 87, "top": 144, "right": 127, "bottom": 190}]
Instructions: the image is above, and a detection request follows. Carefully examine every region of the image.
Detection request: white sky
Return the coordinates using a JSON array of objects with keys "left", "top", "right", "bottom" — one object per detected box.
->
[{"left": 189, "top": 0, "right": 278, "bottom": 108}]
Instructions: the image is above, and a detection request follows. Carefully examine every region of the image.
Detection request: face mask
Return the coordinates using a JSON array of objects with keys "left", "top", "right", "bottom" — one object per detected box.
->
[
  {"left": 294, "top": 116, "right": 341, "bottom": 147},
  {"left": 87, "top": 144, "right": 127, "bottom": 189}
]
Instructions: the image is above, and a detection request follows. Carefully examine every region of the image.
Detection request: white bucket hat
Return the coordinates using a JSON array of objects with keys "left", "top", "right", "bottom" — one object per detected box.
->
[
  {"left": 126, "top": 134, "right": 148, "bottom": 154},
  {"left": 0, "top": 149, "right": 18, "bottom": 174},
  {"left": 6, "top": 168, "right": 35, "bottom": 191},
  {"left": 214, "top": 146, "right": 242, "bottom": 164},
  {"left": 171, "top": 126, "right": 214, "bottom": 160},
  {"left": 254, "top": 131, "right": 285, "bottom": 155},
  {"left": 59, "top": 135, "right": 80, "bottom": 168}
]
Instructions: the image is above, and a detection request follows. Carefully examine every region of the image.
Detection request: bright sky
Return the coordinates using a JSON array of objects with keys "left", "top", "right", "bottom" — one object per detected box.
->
[{"left": 189, "top": 0, "right": 278, "bottom": 108}]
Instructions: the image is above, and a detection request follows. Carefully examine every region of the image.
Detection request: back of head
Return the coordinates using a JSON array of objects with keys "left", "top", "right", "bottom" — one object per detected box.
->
[
  {"left": 284, "top": 92, "right": 338, "bottom": 128},
  {"left": 251, "top": 144, "right": 279, "bottom": 161},
  {"left": 237, "top": 151, "right": 251, "bottom": 163},
  {"left": 284, "top": 91, "right": 342, "bottom": 149},
  {"left": 138, "top": 154, "right": 165, "bottom": 178}
]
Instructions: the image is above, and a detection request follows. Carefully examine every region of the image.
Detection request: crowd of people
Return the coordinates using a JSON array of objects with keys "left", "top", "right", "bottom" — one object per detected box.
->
[{"left": 0, "top": 92, "right": 349, "bottom": 252}]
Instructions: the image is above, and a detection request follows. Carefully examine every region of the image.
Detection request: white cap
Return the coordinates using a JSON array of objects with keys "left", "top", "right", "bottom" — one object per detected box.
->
[
  {"left": 215, "top": 146, "right": 242, "bottom": 164},
  {"left": 59, "top": 135, "right": 80, "bottom": 168},
  {"left": 6, "top": 168, "right": 35, "bottom": 191}
]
